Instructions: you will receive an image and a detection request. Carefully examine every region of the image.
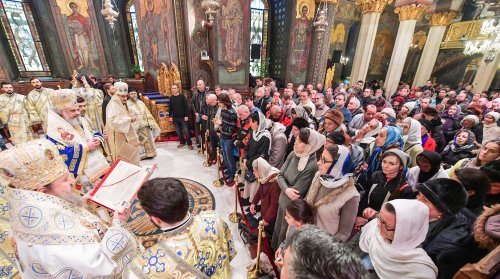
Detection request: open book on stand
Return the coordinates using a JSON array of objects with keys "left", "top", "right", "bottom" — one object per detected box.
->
[{"left": 89, "top": 159, "right": 156, "bottom": 213}]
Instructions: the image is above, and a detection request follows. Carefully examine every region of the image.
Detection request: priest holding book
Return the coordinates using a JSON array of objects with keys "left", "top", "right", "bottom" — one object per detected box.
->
[
  {"left": 106, "top": 82, "right": 141, "bottom": 165},
  {"left": 46, "top": 89, "right": 110, "bottom": 194},
  {"left": 0, "top": 139, "right": 138, "bottom": 278},
  {"left": 123, "top": 177, "right": 236, "bottom": 278}
]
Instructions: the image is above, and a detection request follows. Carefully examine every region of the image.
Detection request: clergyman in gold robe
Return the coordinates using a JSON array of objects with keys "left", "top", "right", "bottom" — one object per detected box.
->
[
  {"left": 26, "top": 77, "right": 54, "bottom": 133},
  {"left": 127, "top": 87, "right": 160, "bottom": 159},
  {"left": 123, "top": 178, "right": 235, "bottom": 278},
  {"left": 0, "top": 81, "right": 36, "bottom": 145},
  {"left": 72, "top": 73, "right": 104, "bottom": 132},
  {"left": 106, "top": 81, "right": 140, "bottom": 165}
]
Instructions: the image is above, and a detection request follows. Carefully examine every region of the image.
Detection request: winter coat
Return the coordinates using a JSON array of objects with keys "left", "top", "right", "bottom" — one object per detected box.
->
[
  {"left": 440, "top": 144, "right": 477, "bottom": 168},
  {"left": 268, "top": 122, "right": 288, "bottom": 169}
]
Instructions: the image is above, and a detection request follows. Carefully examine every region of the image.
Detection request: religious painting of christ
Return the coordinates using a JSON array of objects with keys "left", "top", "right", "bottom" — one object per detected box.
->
[
  {"left": 140, "top": 0, "right": 159, "bottom": 69},
  {"left": 220, "top": 0, "right": 243, "bottom": 72},
  {"left": 292, "top": 3, "right": 312, "bottom": 72},
  {"left": 56, "top": 0, "right": 100, "bottom": 73}
]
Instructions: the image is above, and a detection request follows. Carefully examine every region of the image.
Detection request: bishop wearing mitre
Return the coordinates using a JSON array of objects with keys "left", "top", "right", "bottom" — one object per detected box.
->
[
  {"left": 0, "top": 139, "right": 138, "bottom": 278},
  {"left": 46, "top": 89, "right": 110, "bottom": 194},
  {"left": 106, "top": 81, "right": 141, "bottom": 165}
]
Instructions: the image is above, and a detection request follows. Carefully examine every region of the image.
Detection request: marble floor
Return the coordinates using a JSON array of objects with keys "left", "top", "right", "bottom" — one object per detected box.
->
[{"left": 141, "top": 141, "right": 252, "bottom": 279}]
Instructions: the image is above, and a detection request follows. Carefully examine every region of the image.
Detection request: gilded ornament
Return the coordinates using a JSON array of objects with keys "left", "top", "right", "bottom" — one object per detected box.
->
[
  {"left": 394, "top": 4, "right": 429, "bottom": 21},
  {"left": 317, "top": 0, "right": 339, "bottom": 3},
  {"left": 355, "top": 0, "right": 393, "bottom": 14},
  {"left": 430, "top": 11, "right": 458, "bottom": 26}
]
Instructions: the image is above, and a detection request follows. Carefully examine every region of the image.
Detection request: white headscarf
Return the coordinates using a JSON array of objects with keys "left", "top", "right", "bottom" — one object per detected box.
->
[
  {"left": 319, "top": 145, "right": 354, "bottom": 188},
  {"left": 360, "top": 120, "right": 382, "bottom": 145},
  {"left": 252, "top": 157, "right": 280, "bottom": 184},
  {"left": 294, "top": 128, "right": 326, "bottom": 171},
  {"left": 359, "top": 199, "right": 438, "bottom": 279},
  {"left": 252, "top": 111, "right": 272, "bottom": 143},
  {"left": 403, "top": 101, "right": 416, "bottom": 112},
  {"left": 403, "top": 117, "right": 422, "bottom": 146}
]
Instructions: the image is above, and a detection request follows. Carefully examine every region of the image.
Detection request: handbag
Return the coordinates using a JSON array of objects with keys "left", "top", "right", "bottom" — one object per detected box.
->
[{"left": 245, "top": 170, "right": 257, "bottom": 183}]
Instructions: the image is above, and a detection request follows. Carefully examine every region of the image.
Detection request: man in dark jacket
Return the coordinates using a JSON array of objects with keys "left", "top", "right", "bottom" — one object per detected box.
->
[{"left": 191, "top": 79, "right": 209, "bottom": 149}]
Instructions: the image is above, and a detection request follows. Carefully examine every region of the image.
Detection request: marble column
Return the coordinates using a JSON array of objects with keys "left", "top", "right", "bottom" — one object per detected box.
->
[
  {"left": 472, "top": 52, "right": 500, "bottom": 93},
  {"left": 349, "top": 0, "right": 393, "bottom": 84},
  {"left": 384, "top": 4, "right": 429, "bottom": 97},
  {"left": 412, "top": 11, "right": 457, "bottom": 87},
  {"left": 306, "top": 0, "right": 338, "bottom": 86}
]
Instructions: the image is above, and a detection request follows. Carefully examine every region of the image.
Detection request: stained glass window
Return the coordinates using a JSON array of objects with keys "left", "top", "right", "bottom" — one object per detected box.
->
[
  {"left": 126, "top": 1, "right": 143, "bottom": 72},
  {"left": 249, "top": 0, "right": 269, "bottom": 77},
  {"left": 0, "top": 0, "right": 50, "bottom": 76}
]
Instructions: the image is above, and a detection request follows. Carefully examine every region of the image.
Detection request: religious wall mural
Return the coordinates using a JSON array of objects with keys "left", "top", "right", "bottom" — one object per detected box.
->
[
  {"left": 185, "top": 0, "right": 210, "bottom": 85},
  {"left": 55, "top": 0, "right": 100, "bottom": 75},
  {"left": 368, "top": 30, "right": 394, "bottom": 76},
  {"left": 136, "top": 0, "right": 179, "bottom": 76},
  {"left": 216, "top": 0, "right": 249, "bottom": 85},
  {"left": 289, "top": 0, "right": 315, "bottom": 84}
]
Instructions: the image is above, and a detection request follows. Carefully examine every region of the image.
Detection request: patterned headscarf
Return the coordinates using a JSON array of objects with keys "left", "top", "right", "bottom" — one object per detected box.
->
[
  {"left": 367, "top": 126, "right": 404, "bottom": 176},
  {"left": 451, "top": 129, "right": 476, "bottom": 152}
]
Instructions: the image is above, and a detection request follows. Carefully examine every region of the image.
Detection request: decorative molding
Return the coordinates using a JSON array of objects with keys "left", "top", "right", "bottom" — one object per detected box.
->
[
  {"left": 317, "top": 0, "right": 339, "bottom": 3},
  {"left": 355, "top": 0, "right": 393, "bottom": 14},
  {"left": 395, "top": 4, "right": 429, "bottom": 21},
  {"left": 440, "top": 20, "right": 490, "bottom": 49},
  {"left": 430, "top": 11, "right": 458, "bottom": 26}
]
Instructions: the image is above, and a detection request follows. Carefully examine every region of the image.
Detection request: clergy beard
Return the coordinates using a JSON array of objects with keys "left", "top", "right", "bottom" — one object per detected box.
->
[
  {"left": 62, "top": 115, "right": 81, "bottom": 126},
  {"left": 58, "top": 191, "right": 85, "bottom": 208},
  {"left": 35, "top": 85, "right": 42, "bottom": 90},
  {"left": 130, "top": 96, "right": 138, "bottom": 102}
]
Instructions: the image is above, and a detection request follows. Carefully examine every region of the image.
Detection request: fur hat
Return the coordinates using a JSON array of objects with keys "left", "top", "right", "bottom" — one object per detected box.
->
[
  {"left": 416, "top": 178, "right": 467, "bottom": 217},
  {"left": 324, "top": 109, "right": 344, "bottom": 126},
  {"left": 327, "top": 131, "right": 345, "bottom": 145},
  {"left": 468, "top": 103, "right": 483, "bottom": 116}
]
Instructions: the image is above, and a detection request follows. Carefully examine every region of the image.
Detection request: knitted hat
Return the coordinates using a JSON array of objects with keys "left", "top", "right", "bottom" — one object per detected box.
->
[
  {"left": 393, "top": 96, "right": 405, "bottom": 104},
  {"left": 381, "top": 108, "right": 396, "bottom": 118},
  {"left": 461, "top": 114, "right": 480, "bottom": 125},
  {"left": 416, "top": 178, "right": 468, "bottom": 217},
  {"left": 486, "top": 111, "right": 500, "bottom": 122},
  {"left": 383, "top": 149, "right": 411, "bottom": 169},
  {"left": 419, "top": 119, "right": 433, "bottom": 133},
  {"left": 324, "top": 109, "right": 344, "bottom": 126},
  {"left": 327, "top": 131, "right": 345, "bottom": 145}
]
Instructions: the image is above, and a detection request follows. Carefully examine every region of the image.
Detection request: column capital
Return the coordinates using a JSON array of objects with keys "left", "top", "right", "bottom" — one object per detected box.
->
[
  {"left": 429, "top": 11, "right": 458, "bottom": 26},
  {"left": 355, "top": 0, "right": 393, "bottom": 14},
  {"left": 395, "top": 4, "right": 429, "bottom": 21}
]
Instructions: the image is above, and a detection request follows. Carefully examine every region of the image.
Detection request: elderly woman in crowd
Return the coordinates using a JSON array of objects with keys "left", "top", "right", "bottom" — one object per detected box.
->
[
  {"left": 248, "top": 157, "right": 281, "bottom": 234},
  {"left": 356, "top": 149, "right": 414, "bottom": 229},
  {"left": 319, "top": 108, "right": 346, "bottom": 136},
  {"left": 440, "top": 129, "right": 478, "bottom": 168},
  {"left": 272, "top": 128, "right": 325, "bottom": 249},
  {"left": 441, "top": 104, "right": 463, "bottom": 143},
  {"left": 359, "top": 200, "right": 438, "bottom": 279},
  {"left": 352, "top": 118, "right": 382, "bottom": 149},
  {"left": 407, "top": 151, "right": 448, "bottom": 190},
  {"left": 305, "top": 144, "right": 358, "bottom": 241},
  {"left": 398, "top": 101, "right": 416, "bottom": 119},
  {"left": 460, "top": 114, "right": 483, "bottom": 143},
  {"left": 482, "top": 111, "right": 500, "bottom": 144},
  {"left": 401, "top": 117, "right": 423, "bottom": 167},
  {"left": 416, "top": 178, "right": 474, "bottom": 278}
]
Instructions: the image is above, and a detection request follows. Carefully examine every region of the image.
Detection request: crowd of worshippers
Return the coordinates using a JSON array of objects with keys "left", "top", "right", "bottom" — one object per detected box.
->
[
  {"left": 1, "top": 74, "right": 499, "bottom": 278},
  {"left": 186, "top": 77, "right": 500, "bottom": 279}
]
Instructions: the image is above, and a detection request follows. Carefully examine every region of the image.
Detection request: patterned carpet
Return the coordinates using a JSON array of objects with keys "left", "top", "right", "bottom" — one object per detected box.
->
[{"left": 127, "top": 178, "right": 216, "bottom": 248}]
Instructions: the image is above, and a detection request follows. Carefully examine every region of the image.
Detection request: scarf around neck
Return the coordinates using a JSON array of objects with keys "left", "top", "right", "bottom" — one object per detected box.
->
[{"left": 294, "top": 128, "right": 326, "bottom": 171}]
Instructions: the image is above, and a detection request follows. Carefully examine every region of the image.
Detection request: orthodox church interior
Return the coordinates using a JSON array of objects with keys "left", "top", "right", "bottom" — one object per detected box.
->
[{"left": 0, "top": 0, "right": 499, "bottom": 278}]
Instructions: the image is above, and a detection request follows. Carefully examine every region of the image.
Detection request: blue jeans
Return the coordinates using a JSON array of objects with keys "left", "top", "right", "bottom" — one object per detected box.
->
[
  {"left": 172, "top": 118, "right": 192, "bottom": 145},
  {"left": 220, "top": 138, "right": 236, "bottom": 183}
]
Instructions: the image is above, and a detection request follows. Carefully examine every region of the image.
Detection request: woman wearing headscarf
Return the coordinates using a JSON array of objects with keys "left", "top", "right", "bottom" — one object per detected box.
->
[
  {"left": 271, "top": 128, "right": 325, "bottom": 249},
  {"left": 366, "top": 125, "right": 405, "bottom": 177},
  {"left": 460, "top": 114, "right": 483, "bottom": 143},
  {"left": 248, "top": 158, "right": 281, "bottom": 235},
  {"left": 398, "top": 101, "right": 416, "bottom": 119},
  {"left": 402, "top": 117, "right": 423, "bottom": 167},
  {"left": 416, "top": 178, "right": 472, "bottom": 278},
  {"left": 356, "top": 149, "right": 414, "bottom": 229},
  {"left": 359, "top": 200, "right": 438, "bottom": 279},
  {"left": 290, "top": 106, "right": 315, "bottom": 129},
  {"left": 243, "top": 111, "right": 271, "bottom": 200},
  {"left": 407, "top": 151, "right": 448, "bottom": 190},
  {"left": 352, "top": 119, "right": 382, "bottom": 150},
  {"left": 482, "top": 111, "right": 500, "bottom": 145},
  {"left": 440, "top": 129, "right": 478, "bottom": 168},
  {"left": 305, "top": 144, "right": 359, "bottom": 241},
  {"left": 441, "top": 104, "right": 463, "bottom": 143}
]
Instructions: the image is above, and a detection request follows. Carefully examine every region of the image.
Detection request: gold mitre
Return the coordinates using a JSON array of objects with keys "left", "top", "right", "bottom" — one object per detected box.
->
[
  {"left": 114, "top": 81, "right": 129, "bottom": 96},
  {"left": 0, "top": 139, "right": 68, "bottom": 190},
  {"left": 50, "top": 89, "right": 78, "bottom": 111}
]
